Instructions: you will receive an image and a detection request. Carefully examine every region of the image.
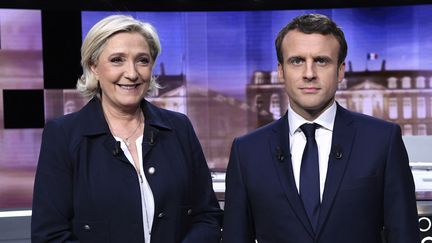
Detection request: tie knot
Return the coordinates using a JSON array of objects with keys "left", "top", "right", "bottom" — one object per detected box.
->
[{"left": 300, "top": 123, "right": 317, "bottom": 138}]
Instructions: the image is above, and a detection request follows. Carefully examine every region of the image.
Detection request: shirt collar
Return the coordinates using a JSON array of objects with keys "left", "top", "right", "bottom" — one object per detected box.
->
[{"left": 287, "top": 101, "right": 337, "bottom": 135}]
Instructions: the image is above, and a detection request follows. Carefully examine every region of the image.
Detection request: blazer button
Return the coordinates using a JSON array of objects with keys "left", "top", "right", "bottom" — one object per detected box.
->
[
  {"left": 148, "top": 167, "right": 156, "bottom": 175},
  {"left": 187, "top": 209, "right": 192, "bottom": 215},
  {"left": 157, "top": 212, "right": 165, "bottom": 218},
  {"left": 83, "top": 224, "right": 91, "bottom": 231}
]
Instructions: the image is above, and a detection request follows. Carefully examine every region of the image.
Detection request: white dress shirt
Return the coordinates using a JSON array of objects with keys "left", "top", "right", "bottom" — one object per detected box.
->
[
  {"left": 288, "top": 102, "right": 336, "bottom": 201},
  {"left": 115, "top": 135, "right": 154, "bottom": 243}
]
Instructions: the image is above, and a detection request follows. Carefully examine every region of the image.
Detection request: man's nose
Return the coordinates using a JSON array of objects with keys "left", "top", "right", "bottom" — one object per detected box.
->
[{"left": 303, "top": 61, "right": 316, "bottom": 81}]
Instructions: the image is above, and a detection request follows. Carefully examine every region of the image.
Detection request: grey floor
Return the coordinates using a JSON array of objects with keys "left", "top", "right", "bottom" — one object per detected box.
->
[{"left": 0, "top": 216, "right": 30, "bottom": 243}]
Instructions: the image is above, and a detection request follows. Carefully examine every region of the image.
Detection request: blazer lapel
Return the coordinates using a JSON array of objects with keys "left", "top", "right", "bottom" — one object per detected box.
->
[
  {"left": 140, "top": 99, "right": 172, "bottom": 162},
  {"left": 102, "top": 135, "right": 130, "bottom": 163},
  {"left": 316, "top": 105, "right": 356, "bottom": 235},
  {"left": 79, "top": 98, "right": 130, "bottom": 164},
  {"left": 82, "top": 98, "right": 172, "bottom": 165},
  {"left": 269, "top": 112, "right": 315, "bottom": 237},
  {"left": 141, "top": 126, "right": 159, "bottom": 161}
]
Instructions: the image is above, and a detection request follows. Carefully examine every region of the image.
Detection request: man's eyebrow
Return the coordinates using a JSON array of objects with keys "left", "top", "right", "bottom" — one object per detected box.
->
[{"left": 287, "top": 56, "right": 305, "bottom": 60}]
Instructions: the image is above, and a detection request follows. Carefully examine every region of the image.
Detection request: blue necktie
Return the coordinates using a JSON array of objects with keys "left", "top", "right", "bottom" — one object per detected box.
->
[{"left": 300, "top": 123, "right": 320, "bottom": 232}]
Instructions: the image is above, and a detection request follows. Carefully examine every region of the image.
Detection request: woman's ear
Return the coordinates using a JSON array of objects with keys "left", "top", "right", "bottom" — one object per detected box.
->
[{"left": 90, "top": 63, "right": 99, "bottom": 81}]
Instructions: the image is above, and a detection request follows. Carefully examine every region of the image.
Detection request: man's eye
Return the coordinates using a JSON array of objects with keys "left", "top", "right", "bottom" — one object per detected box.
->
[
  {"left": 315, "top": 58, "right": 329, "bottom": 65},
  {"left": 290, "top": 58, "right": 304, "bottom": 65}
]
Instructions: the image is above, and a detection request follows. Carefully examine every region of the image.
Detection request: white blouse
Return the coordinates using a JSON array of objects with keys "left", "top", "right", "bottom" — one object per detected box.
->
[{"left": 115, "top": 135, "right": 154, "bottom": 243}]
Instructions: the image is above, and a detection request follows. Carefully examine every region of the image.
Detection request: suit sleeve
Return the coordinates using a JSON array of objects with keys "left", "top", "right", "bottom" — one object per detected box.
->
[
  {"left": 222, "top": 138, "right": 256, "bottom": 243},
  {"left": 383, "top": 124, "right": 420, "bottom": 243},
  {"left": 31, "top": 120, "right": 79, "bottom": 243},
  {"left": 181, "top": 117, "right": 223, "bottom": 243}
]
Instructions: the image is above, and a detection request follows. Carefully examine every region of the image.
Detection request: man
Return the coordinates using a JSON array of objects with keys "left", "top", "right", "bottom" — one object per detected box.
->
[{"left": 223, "top": 13, "right": 420, "bottom": 243}]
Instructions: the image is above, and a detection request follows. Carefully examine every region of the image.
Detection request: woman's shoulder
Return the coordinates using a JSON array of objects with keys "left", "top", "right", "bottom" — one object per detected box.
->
[
  {"left": 43, "top": 99, "right": 102, "bottom": 137},
  {"left": 45, "top": 111, "right": 80, "bottom": 130},
  {"left": 144, "top": 100, "right": 191, "bottom": 126}
]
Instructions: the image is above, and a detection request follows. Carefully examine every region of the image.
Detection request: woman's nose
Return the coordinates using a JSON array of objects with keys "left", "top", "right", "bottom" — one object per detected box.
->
[{"left": 124, "top": 62, "right": 138, "bottom": 81}]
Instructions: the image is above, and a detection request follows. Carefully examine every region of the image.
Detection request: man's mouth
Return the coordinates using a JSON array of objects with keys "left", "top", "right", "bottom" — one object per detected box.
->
[{"left": 301, "top": 87, "right": 320, "bottom": 93}]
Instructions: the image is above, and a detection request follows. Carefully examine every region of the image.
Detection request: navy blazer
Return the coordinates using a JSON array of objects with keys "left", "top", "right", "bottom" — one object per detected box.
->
[
  {"left": 32, "top": 98, "right": 222, "bottom": 243},
  {"left": 223, "top": 104, "right": 420, "bottom": 243}
]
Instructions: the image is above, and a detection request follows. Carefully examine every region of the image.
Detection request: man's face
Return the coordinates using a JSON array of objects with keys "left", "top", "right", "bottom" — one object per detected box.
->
[{"left": 278, "top": 30, "right": 345, "bottom": 120}]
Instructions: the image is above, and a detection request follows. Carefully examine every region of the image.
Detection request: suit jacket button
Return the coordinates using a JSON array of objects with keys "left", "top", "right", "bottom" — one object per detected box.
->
[
  {"left": 83, "top": 224, "right": 91, "bottom": 231},
  {"left": 157, "top": 212, "right": 165, "bottom": 218},
  {"left": 187, "top": 209, "right": 192, "bottom": 215},
  {"left": 148, "top": 167, "right": 156, "bottom": 175}
]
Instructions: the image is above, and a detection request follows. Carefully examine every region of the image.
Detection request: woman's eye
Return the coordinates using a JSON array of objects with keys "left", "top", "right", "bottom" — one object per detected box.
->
[
  {"left": 110, "top": 57, "right": 123, "bottom": 63},
  {"left": 138, "top": 57, "right": 150, "bottom": 65}
]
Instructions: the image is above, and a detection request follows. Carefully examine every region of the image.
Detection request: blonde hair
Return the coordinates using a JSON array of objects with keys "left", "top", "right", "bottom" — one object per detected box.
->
[{"left": 76, "top": 15, "right": 161, "bottom": 98}]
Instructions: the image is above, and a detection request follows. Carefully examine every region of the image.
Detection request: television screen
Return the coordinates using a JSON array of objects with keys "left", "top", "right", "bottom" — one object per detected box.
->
[
  {"left": 1, "top": 5, "right": 432, "bottom": 210},
  {"left": 81, "top": 7, "right": 432, "bottom": 170},
  {"left": 0, "top": 9, "right": 43, "bottom": 209}
]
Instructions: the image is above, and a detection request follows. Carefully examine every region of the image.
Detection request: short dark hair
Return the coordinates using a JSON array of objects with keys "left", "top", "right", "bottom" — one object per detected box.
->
[{"left": 275, "top": 13, "right": 347, "bottom": 66}]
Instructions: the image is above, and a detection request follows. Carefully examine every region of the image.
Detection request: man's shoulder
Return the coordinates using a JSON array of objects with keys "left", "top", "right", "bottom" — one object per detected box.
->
[
  {"left": 338, "top": 106, "right": 398, "bottom": 132},
  {"left": 235, "top": 119, "right": 281, "bottom": 144}
]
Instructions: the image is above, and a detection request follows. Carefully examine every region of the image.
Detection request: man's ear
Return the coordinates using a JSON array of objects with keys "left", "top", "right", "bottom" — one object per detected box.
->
[
  {"left": 337, "top": 62, "right": 346, "bottom": 83},
  {"left": 277, "top": 63, "right": 284, "bottom": 81}
]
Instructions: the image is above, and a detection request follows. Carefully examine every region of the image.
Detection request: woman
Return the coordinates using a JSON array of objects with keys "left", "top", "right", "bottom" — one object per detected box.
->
[{"left": 31, "top": 15, "right": 222, "bottom": 243}]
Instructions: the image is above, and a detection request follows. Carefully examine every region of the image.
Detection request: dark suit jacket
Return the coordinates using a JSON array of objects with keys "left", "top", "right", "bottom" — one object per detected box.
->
[
  {"left": 32, "top": 97, "right": 222, "bottom": 243},
  {"left": 223, "top": 104, "right": 420, "bottom": 243}
]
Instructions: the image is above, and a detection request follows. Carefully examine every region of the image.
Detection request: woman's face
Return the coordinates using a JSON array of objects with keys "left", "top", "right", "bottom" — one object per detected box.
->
[{"left": 91, "top": 31, "right": 153, "bottom": 112}]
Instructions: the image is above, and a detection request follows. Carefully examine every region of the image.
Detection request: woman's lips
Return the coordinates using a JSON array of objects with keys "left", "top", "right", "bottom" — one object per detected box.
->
[{"left": 117, "top": 83, "right": 142, "bottom": 90}]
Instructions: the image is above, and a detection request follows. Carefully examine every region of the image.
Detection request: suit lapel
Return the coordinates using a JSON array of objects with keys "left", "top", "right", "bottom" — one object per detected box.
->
[
  {"left": 316, "top": 105, "right": 356, "bottom": 235},
  {"left": 269, "top": 112, "right": 315, "bottom": 237}
]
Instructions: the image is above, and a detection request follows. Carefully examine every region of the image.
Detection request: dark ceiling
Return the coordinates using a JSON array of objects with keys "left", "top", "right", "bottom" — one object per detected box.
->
[{"left": 2, "top": 0, "right": 432, "bottom": 11}]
